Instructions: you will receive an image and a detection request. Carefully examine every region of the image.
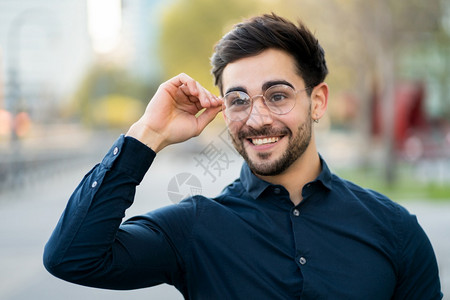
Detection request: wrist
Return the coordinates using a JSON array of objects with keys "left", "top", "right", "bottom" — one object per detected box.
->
[{"left": 126, "top": 121, "right": 167, "bottom": 153}]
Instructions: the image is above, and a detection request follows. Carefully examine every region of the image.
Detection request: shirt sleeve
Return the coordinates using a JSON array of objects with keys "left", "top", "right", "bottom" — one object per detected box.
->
[
  {"left": 43, "top": 135, "right": 185, "bottom": 290},
  {"left": 392, "top": 206, "right": 443, "bottom": 299}
]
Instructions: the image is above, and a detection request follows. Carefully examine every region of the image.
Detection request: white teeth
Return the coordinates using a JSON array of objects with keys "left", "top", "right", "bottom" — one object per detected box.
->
[{"left": 251, "top": 137, "right": 280, "bottom": 145}]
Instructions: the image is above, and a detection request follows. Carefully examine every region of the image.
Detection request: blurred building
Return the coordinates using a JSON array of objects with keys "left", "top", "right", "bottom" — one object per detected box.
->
[
  {"left": 121, "top": 0, "right": 166, "bottom": 82},
  {"left": 0, "top": 0, "right": 173, "bottom": 128},
  {"left": 0, "top": 0, "right": 93, "bottom": 122}
]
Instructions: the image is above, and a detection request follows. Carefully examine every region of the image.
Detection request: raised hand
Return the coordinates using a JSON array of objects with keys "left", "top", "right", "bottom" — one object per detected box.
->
[{"left": 126, "top": 73, "right": 223, "bottom": 152}]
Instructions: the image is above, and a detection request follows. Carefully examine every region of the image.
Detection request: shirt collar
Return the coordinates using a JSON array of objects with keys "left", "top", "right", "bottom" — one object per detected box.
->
[
  {"left": 240, "top": 162, "right": 272, "bottom": 199},
  {"left": 240, "top": 154, "right": 333, "bottom": 199}
]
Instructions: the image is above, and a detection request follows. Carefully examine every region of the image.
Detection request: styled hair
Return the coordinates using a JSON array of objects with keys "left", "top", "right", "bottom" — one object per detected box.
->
[{"left": 211, "top": 13, "right": 328, "bottom": 95}]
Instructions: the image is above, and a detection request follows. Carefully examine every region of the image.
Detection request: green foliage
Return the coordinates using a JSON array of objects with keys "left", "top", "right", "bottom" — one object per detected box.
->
[
  {"left": 91, "top": 94, "right": 145, "bottom": 130},
  {"left": 158, "top": 0, "right": 268, "bottom": 93},
  {"left": 67, "top": 63, "right": 159, "bottom": 127},
  {"left": 336, "top": 165, "right": 450, "bottom": 202}
]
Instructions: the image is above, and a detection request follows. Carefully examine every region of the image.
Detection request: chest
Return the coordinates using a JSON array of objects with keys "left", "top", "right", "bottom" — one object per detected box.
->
[{"left": 184, "top": 204, "right": 397, "bottom": 299}]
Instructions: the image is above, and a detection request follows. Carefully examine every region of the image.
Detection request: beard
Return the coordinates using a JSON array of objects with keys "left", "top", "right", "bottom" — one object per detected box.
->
[{"left": 229, "top": 112, "right": 312, "bottom": 176}]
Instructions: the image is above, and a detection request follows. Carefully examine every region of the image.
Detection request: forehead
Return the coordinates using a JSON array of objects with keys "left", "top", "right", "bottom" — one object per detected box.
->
[{"left": 221, "top": 48, "right": 303, "bottom": 93}]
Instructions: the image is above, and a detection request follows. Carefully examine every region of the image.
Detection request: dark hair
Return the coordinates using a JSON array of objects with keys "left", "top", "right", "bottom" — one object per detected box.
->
[{"left": 211, "top": 13, "right": 328, "bottom": 95}]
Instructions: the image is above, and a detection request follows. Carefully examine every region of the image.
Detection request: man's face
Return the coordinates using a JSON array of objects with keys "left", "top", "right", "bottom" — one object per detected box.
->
[{"left": 221, "top": 48, "right": 314, "bottom": 176}]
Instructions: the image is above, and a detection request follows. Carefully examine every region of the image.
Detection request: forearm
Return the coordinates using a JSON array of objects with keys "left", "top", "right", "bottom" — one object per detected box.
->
[{"left": 43, "top": 135, "right": 157, "bottom": 288}]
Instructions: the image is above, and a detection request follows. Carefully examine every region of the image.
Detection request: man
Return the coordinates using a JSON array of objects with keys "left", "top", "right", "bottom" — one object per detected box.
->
[{"left": 44, "top": 14, "right": 442, "bottom": 299}]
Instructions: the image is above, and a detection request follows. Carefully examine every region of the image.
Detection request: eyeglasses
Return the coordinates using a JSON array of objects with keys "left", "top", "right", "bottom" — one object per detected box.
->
[{"left": 222, "top": 84, "right": 310, "bottom": 121}]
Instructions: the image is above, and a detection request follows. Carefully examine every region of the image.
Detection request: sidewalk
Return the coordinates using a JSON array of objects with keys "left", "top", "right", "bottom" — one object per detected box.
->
[{"left": 0, "top": 157, "right": 184, "bottom": 300}]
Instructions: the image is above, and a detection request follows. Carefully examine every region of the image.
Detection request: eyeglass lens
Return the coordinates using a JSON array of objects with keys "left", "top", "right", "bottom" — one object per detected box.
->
[{"left": 224, "top": 84, "right": 297, "bottom": 121}]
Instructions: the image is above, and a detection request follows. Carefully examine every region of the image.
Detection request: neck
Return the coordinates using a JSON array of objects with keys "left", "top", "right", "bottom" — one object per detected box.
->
[{"left": 258, "top": 144, "right": 321, "bottom": 206}]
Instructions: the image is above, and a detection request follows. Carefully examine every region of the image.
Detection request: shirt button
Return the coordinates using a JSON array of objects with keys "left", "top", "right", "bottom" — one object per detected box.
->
[
  {"left": 91, "top": 181, "right": 98, "bottom": 188},
  {"left": 293, "top": 209, "right": 300, "bottom": 217},
  {"left": 299, "top": 257, "right": 307, "bottom": 265},
  {"left": 113, "top": 147, "right": 119, "bottom": 155},
  {"left": 273, "top": 187, "right": 281, "bottom": 194}
]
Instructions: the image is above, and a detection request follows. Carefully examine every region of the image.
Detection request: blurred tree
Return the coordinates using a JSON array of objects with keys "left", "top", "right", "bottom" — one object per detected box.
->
[
  {"left": 159, "top": 0, "right": 446, "bottom": 184},
  {"left": 91, "top": 94, "right": 145, "bottom": 130},
  {"left": 341, "top": 0, "right": 442, "bottom": 185},
  {"left": 278, "top": 0, "right": 444, "bottom": 184},
  {"left": 67, "top": 63, "right": 159, "bottom": 128},
  {"left": 158, "top": 0, "right": 268, "bottom": 93}
]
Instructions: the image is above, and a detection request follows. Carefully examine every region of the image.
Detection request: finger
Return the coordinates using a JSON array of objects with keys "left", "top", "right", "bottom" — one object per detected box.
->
[
  {"left": 195, "top": 82, "right": 222, "bottom": 108},
  {"left": 179, "top": 83, "right": 193, "bottom": 100},
  {"left": 169, "top": 73, "right": 220, "bottom": 108},
  {"left": 201, "top": 85, "right": 222, "bottom": 107},
  {"left": 180, "top": 80, "right": 214, "bottom": 108},
  {"left": 178, "top": 84, "right": 203, "bottom": 111},
  {"left": 210, "top": 93, "right": 223, "bottom": 106},
  {"left": 169, "top": 73, "right": 198, "bottom": 94},
  {"left": 195, "top": 81, "right": 212, "bottom": 108}
]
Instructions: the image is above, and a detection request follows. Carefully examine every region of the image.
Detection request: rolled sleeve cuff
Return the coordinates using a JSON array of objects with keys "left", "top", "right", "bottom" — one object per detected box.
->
[{"left": 101, "top": 134, "right": 156, "bottom": 183}]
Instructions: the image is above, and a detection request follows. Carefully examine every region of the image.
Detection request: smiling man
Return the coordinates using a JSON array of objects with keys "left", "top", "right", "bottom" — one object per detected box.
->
[
  {"left": 44, "top": 14, "right": 442, "bottom": 299},
  {"left": 220, "top": 48, "right": 325, "bottom": 205}
]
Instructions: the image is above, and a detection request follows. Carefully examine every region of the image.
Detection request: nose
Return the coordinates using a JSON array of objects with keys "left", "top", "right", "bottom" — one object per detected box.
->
[{"left": 245, "top": 98, "right": 274, "bottom": 129}]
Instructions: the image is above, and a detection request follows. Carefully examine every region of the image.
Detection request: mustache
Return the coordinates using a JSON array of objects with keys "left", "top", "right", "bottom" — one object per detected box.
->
[{"left": 237, "top": 126, "right": 291, "bottom": 139}]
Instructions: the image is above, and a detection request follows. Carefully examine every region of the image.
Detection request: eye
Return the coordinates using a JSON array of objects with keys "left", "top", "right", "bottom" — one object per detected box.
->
[
  {"left": 226, "top": 91, "right": 250, "bottom": 107},
  {"left": 267, "top": 92, "right": 288, "bottom": 103},
  {"left": 231, "top": 98, "right": 250, "bottom": 106},
  {"left": 265, "top": 85, "right": 295, "bottom": 104}
]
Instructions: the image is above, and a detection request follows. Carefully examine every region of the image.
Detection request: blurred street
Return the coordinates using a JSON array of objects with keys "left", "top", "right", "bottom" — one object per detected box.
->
[
  {"left": 0, "top": 128, "right": 185, "bottom": 300},
  {"left": 0, "top": 129, "right": 449, "bottom": 299}
]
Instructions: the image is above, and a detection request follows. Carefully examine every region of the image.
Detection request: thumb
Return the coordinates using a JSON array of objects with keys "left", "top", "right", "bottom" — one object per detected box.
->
[{"left": 195, "top": 106, "right": 223, "bottom": 135}]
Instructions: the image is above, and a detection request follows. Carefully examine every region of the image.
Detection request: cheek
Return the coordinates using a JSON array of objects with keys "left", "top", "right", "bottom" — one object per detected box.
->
[
  {"left": 279, "top": 111, "right": 309, "bottom": 135},
  {"left": 226, "top": 120, "right": 243, "bottom": 135},
  {"left": 290, "top": 103, "right": 311, "bottom": 124}
]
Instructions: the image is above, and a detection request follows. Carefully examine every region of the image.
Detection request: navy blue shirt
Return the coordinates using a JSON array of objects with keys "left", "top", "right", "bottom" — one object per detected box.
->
[{"left": 44, "top": 135, "right": 442, "bottom": 299}]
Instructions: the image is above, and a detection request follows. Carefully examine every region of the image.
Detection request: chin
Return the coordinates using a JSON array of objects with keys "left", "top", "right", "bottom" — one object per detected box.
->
[
  {"left": 229, "top": 118, "right": 312, "bottom": 177},
  {"left": 246, "top": 154, "right": 295, "bottom": 176}
]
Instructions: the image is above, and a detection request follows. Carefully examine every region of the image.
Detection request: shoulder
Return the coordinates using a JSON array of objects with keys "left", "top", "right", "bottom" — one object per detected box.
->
[
  {"left": 326, "top": 174, "right": 419, "bottom": 240},
  {"left": 327, "top": 177, "right": 441, "bottom": 297},
  {"left": 215, "top": 178, "right": 245, "bottom": 201},
  {"left": 331, "top": 174, "right": 409, "bottom": 215},
  {"left": 144, "top": 195, "right": 220, "bottom": 221}
]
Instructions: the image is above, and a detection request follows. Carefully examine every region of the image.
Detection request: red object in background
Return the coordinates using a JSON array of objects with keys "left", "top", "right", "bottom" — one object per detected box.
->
[
  {"left": 371, "top": 81, "right": 427, "bottom": 146},
  {"left": 393, "top": 82, "right": 428, "bottom": 148},
  {"left": 371, "top": 81, "right": 449, "bottom": 159}
]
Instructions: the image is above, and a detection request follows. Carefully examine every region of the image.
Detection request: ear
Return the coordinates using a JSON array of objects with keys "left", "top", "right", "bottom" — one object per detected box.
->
[{"left": 310, "top": 82, "right": 328, "bottom": 122}]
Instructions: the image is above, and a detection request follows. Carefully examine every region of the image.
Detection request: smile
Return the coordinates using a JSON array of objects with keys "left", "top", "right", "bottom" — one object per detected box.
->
[{"left": 250, "top": 136, "right": 280, "bottom": 146}]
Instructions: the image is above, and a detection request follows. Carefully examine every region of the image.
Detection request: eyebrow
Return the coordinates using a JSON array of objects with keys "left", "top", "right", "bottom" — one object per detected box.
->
[
  {"left": 224, "top": 86, "right": 247, "bottom": 95},
  {"left": 224, "top": 80, "right": 295, "bottom": 95},
  {"left": 262, "top": 80, "right": 294, "bottom": 91}
]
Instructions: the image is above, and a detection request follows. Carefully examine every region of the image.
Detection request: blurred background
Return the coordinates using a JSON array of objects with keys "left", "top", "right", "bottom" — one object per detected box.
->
[{"left": 0, "top": 0, "right": 449, "bottom": 299}]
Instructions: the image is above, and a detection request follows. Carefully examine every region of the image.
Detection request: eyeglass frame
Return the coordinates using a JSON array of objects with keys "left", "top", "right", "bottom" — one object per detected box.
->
[{"left": 222, "top": 83, "right": 312, "bottom": 121}]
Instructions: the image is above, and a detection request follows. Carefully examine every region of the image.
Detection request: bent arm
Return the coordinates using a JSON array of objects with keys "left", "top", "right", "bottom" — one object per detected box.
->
[
  {"left": 43, "top": 136, "right": 181, "bottom": 289},
  {"left": 44, "top": 74, "right": 220, "bottom": 290}
]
